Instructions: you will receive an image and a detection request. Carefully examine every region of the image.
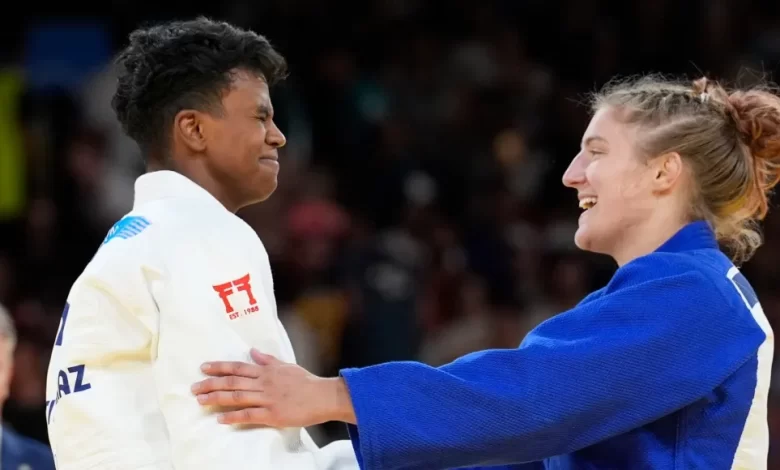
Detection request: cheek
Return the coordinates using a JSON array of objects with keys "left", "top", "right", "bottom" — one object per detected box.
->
[
  {"left": 249, "top": 128, "right": 267, "bottom": 152},
  {"left": 617, "top": 169, "right": 655, "bottom": 210},
  {"left": 234, "top": 125, "right": 267, "bottom": 160},
  {"left": 207, "top": 123, "right": 235, "bottom": 155},
  {"left": 211, "top": 121, "right": 258, "bottom": 152},
  {"left": 590, "top": 164, "right": 650, "bottom": 220},
  {"left": 585, "top": 159, "right": 609, "bottom": 189}
]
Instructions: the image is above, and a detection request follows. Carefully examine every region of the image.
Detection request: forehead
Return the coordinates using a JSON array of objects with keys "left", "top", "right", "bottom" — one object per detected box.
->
[
  {"left": 582, "top": 107, "right": 636, "bottom": 145},
  {"left": 222, "top": 71, "right": 271, "bottom": 110}
]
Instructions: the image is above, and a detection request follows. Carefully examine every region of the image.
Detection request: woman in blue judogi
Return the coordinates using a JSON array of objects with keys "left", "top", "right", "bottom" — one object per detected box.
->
[{"left": 193, "top": 75, "right": 780, "bottom": 469}]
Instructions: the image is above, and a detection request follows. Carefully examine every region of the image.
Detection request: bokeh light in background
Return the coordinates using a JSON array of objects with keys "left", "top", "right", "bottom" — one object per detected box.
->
[{"left": 2, "top": 0, "right": 780, "bottom": 463}]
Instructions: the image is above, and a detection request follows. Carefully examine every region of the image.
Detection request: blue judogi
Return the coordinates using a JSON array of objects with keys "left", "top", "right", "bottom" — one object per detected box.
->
[
  {"left": 2, "top": 426, "right": 55, "bottom": 470},
  {"left": 340, "top": 221, "right": 773, "bottom": 469}
]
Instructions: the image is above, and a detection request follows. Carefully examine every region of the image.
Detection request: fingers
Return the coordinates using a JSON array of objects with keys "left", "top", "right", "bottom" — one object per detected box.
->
[
  {"left": 200, "top": 361, "right": 262, "bottom": 378},
  {"left": 218, "top": 407, "right": 273, "bottom": 425},
  {"left": 196, "top": 390, "right": 269, "bottom": 407},
  {"left": 192, "top": 376, "right": 259, "bottom": 395},
  {"left": 250, "top": 348, "right": 275, "bottom": 365}
]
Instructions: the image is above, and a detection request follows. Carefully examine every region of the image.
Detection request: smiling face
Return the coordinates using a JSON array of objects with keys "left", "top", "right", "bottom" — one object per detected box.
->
[
  {"left": 562, "top": 107, "right": 672, "bottom": 261},
  {"left": 564, "top": 74, "right": 780, "bottom": 265}
]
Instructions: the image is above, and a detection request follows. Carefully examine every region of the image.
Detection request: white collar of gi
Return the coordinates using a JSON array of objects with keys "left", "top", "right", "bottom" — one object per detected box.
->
[{"left": 133, "top": 170, "right": 227, "bottom": 211}]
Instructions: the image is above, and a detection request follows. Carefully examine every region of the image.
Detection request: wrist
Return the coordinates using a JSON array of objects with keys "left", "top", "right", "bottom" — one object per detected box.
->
[{"left": 319, "top": 376, "right": 356, "bottom": 424}]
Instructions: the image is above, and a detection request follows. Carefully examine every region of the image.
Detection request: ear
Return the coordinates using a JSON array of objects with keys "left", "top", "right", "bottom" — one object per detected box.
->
[
  {"left": 651, "top": 151, "right": 684, "bottom": 193},
  {"left": 173, "top": 110, "right": 207, "bottom": 153}
]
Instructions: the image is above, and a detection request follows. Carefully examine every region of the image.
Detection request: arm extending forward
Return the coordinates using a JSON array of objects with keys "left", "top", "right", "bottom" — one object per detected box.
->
[{"left": 192, "top": 255, "right": 765, "bottom": 469}]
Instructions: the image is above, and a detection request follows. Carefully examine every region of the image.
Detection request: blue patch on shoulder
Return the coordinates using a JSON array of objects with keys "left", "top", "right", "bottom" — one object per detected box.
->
[
  {"left": 102, "top": 216, "right": 151, "bottom": 245},
  {"left": 731, "top": 271, "right": 759, "bottom": 309}
]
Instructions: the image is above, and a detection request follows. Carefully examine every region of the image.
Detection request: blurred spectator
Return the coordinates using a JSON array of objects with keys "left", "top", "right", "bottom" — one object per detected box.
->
[{"left": 0, "top": 302, "right": 54, "bottom": 468}]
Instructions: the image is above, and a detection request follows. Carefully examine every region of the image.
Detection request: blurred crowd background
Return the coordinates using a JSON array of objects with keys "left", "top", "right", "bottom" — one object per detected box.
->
[{"left": 2, "top": 0, "right": 780, "bottom": 466}]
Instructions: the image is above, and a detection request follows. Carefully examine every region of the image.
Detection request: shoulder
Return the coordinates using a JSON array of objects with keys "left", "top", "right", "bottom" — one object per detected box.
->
[
  {"left": 70, "top": 208, "right": 169, "bottom": 300},
  {"left": 88, "top": 210, "right": 160, "bottom": 268},
  {"left": 144, "top": 198, "right": 263, "bottom": 247},
  {"left": 614, "top": 248, "right": 752, "bottom": 292},
  {"left": 606, "top": 249, "right": 766, "bottom": 332},
  {"left": 106, "top": 198, "right": 240, "bottom": 245},
  {"left": 608, "top": 249, "right": 730, "bottom": 292},
  {"left": 79, "top": 213, "right": 158, "bottom": 284},
  {"left": 574, "top": 252, "right": 718, "bottom": 317},
  {"left": 90, "top": 201, "right": 262, "bottom": 265},
  {"left": 140, "top": 203, "right": 270, "bottom": 278},
  {"left": 3, "top": 428, "right": 54, "bottom": 466}
]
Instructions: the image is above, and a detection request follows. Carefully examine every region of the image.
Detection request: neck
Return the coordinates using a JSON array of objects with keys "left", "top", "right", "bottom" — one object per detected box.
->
[{"left": 611, "top": 214, "right": 688, "bottom": 267}]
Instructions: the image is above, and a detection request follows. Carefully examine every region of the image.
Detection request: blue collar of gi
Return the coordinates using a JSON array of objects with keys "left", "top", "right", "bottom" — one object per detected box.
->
[{"left": 655, "top": 220, "right": 719, "bottom": 253}]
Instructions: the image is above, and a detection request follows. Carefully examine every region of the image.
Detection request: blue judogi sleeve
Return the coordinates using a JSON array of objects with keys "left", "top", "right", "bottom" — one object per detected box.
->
[{"left": 340, "top": 253, "right": 767, "bottom": 469}]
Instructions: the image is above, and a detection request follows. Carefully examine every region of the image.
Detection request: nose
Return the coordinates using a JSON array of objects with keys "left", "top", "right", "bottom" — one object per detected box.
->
[
  {"left": 562, "top": 152, "right": 587, "bottom": 189},
  {"left": 266, "top": 120, "right": 287, "bottom": 149}
]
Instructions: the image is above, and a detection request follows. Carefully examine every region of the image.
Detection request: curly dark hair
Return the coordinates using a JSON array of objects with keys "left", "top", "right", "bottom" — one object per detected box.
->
[{"left": 111, "top": 17, "right": 288, "bottom": 154}]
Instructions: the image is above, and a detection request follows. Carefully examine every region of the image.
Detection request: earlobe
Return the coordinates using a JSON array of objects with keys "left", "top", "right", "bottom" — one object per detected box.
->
[{"left": 174, "top": 110, "right": 207, "bottom": 152}]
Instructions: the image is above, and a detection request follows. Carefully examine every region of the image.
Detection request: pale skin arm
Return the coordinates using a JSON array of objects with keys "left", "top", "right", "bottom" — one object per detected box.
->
[{"left": 191, "top": 348, "right": 357, "bottom": 426}]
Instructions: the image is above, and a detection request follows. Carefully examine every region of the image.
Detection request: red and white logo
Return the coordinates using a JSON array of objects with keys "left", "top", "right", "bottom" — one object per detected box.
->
[{"left": 212, "top": 273, "right": 260, "bottom": 320}]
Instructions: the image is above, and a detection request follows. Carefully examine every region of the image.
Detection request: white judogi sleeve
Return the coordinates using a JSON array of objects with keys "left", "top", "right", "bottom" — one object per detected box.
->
[{"left": 46, "top": 243, "right": 171, "bottom": 469}]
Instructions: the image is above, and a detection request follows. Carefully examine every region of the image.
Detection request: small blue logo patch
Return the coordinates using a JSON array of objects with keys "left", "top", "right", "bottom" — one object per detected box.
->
[{"left": 102, "top": 216, "right": 151, "bottom": 245}]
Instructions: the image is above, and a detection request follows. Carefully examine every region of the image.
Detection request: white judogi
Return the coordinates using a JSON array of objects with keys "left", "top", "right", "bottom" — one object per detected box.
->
[{"left": 45, "top": 170, "right": 357, "bottom": 470}]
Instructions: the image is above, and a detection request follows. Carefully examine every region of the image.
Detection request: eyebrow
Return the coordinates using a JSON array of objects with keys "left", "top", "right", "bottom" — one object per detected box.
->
[
  {"left": 256, "top": 104, "right": 274, "bottom": 116},
  {"left": 582, "top": 136, "right": 609, "bottom": 147}
]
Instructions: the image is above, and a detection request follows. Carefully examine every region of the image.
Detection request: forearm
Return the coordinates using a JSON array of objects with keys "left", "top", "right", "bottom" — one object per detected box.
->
[
  {"left": 336, "top": 286, "right": 764, "bottom": 470},
  {"left": 340, "top": 357, "right": 561, "bottom": 469}
]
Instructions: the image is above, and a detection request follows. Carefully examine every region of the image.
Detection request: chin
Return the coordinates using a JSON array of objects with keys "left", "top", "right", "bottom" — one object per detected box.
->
[
  {"left": 250, "top": 172, "right": 278, "bottom": 201},
  {"left": 257, "top": 183, "right": 278, "bottom": 202},
  {"left": 238, "top": 186, "right": 277, "bottom": 211},
  {"left": 574, "top": 225, "right": 616, "bottom": 260},
  {"left": 573, "top": 226, "right": 592, "bottom": 252},
  {"left": 574, "top": 224, "right": 605, "bottom": 254}
]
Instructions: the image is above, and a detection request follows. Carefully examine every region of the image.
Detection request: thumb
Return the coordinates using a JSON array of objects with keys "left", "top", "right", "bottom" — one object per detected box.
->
[{"left": 250, "top": 348, "right": 276, "bottom": 365}]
